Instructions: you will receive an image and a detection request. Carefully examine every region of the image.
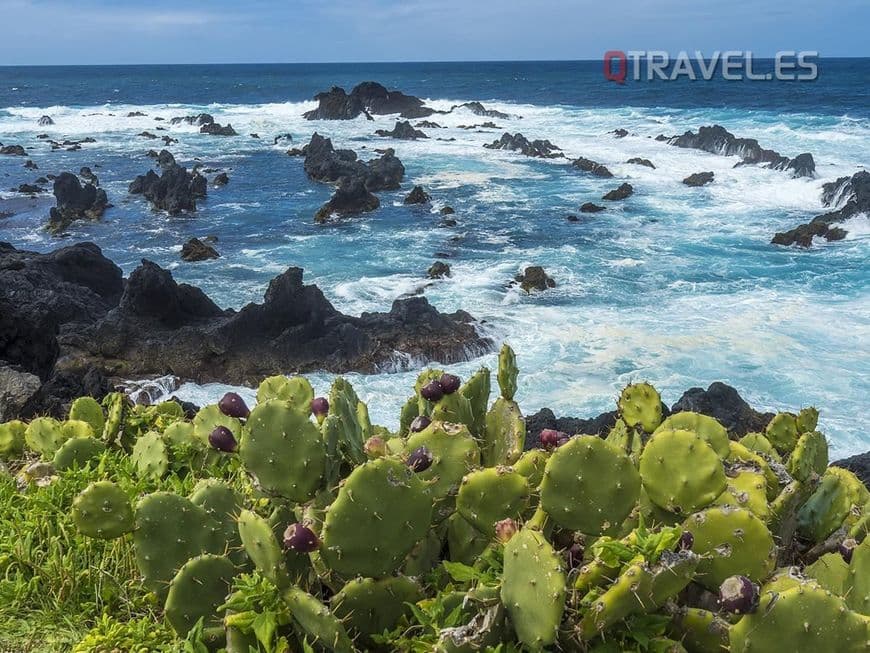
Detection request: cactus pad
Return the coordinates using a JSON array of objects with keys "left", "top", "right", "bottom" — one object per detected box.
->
[
  {"left": 72, "top": 481, "right": 134, "bottom": 540},
  {"left": 0, "top": 420, "right": 27, "bottom": 457},
  {"left": 25, "top": 417, "right": 65, "bottom": 458},
  {"left": 257, "top": 375, "right": 314, "bottom": 412},
  {"left": 283, "top": 587, "right": 353, "bottom": 653},
  {"left": 69, "top": 396, "right": 105, "bottom": 437},
  {"left": 237, "top": 509, "right": 290, "bottom": 588},
  {"left": 459, "top": 366, "right": 491, "bottom": 437},
  {"left": 656, "top": 411, "right": 730, "bottom": 459},
  {"left": 321, "top": 458, "right": 432, "bottom": 578},
  {"left": 192, "top": 404, "right": 242, "bottom": 448},
  {"left": 683, "top": 506, "right": 775, "bottom": 590},
  {"left": 190, "top": 479, "right": 245, "bottom": 565},
  {"left": 513, "top": 448, "right": 550, "bottom": 490},
  {"left": 804, "top": 552, "right": 850, "bottom": 595},
  {"left": 796, "top": 406, "right": 820, "bottom": 434},
  {"left": 131, "top": 431, "right": 170, "bottom": 479},
  {"left": 797, "top": 471, "right": 855, "bottom": 542},
  {"left": 457, "top": 466, "right": 530, "bottom": 534},
  {"left": 618, "top": 382, "right": 662, "bottom": 433},
  {"left": 482, "top": 397, "right": 525, "bottom": 466},
  {"left": 845, "top": 538, "right": 870, "bottom": 616},
  {"left": 738, "top": 432, "right": 781, "bottom": 461},
  {"left": 332, "top": 576, "right": 422, "bottom": 639},
  {"left": 765, "top": 412, "right": 799, "bottom": 454},
  {"left": 787, "top": 430, "right": 828, "bottom": 482},
  {"left": 501, "top": 528, "right": 566, "bottom": 649},
  {"left": 164, "top": 554, "right": 236, "bottom": 636},
  {"left": 447, "top": 512, "right": 490, "bottom": 564},
  {"left": 240, "top": 399, "right": 326, "bottom": 501},
  {"left": 540, "top": 435, "right": 640, "bottom": 534},
  {"left": 53, "top": 436, "right": 106, "bottom": 470},
  {"left": 497, "top": 344, "right": 519, "bottom": 400},
  {"left": 639, "top": 428, "right": 727, "bottom": 515}
]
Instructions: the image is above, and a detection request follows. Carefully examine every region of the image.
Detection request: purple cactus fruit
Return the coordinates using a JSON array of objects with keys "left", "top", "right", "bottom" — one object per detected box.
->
[
  {"left": 676, "top": 530, "right": 694, "bottom": 552},
  {"left": 420, "top": 380, "right": 444, "bottom": 402},
  {"left": 364, "top": 436, "right": 387, "bottom": 459},
  {"left": 495, "top": 518, "right": 519, "bottom": 543},
  {"left": 208, "top": 425, "right": 238, "bottom": 453},
  {"left": 555, "top": 434, "right": 570, "bottom": 447},
  {"left": 409, "top": 415, "right": 432, "bottom": 433},
  {"left": 839, "top": 538, "right": 858, "bottom": 563},
  {"left": 407, "top": 446, "right": 433, "bottom": 473},
  {"left": 566, "top": 543, "right": 585, "bottom": 570},
  {"left": 439, "top": 373, "right": 461, "bottom": 395},
  {"left": 718, "top": 575, "right": 760, "bottom": 614},
  {"left": 540, "top": 429, "right": 560, "bottom": 448},
  {"left": 218, "top": 392, "right": 249, "bottom": 419},
  {"left": 283, "top": 523, "right": 320, "bottom": 553},
  {"left": 311, "top": 397, "right": 329, "bottom": 421}
]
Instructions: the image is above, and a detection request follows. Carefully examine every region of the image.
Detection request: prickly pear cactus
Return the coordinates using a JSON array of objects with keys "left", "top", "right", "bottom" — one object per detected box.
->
[
  {"left": 240, "top": 399, "right": 325, "bottom": 502},
  {"left": 283, "top": 587, "right": 353, "bottom": 653},
  {"left": 320, "top": 458, "right": 432, "bottom": 578},
  {"left": 787, "top": 430, "right": 829, "bottom": 482},
  {"left": 0, "top": 420, "right": 27, "bottom": 457},
  {"left": 738, "top": 432, "right": 781, "bottom": 461},
  {"left": 398, "top": 395, "right": 419, "bottom": 437},
  {"left": 726, "top": 441, "right": 779, "bottom": 501},
  {"left": 328, "top": 377, "right": 367, "bottom": 466},
  {"left": 683, "top": 506, "right": 775, "bottom": 590},
  {"left": 845, "top": 537, "right": 870, "bottom": 615},
  {"left": 804, "top": 552, "right": 850, "bottom": 595},
  {"left": 497, "top": 344, "right": 519, "bottom": 401},
  {"left": 456, "top": 466, "right": 530, "bottom": 534},
  {"left": 164, "top": 553, "right": 236, "bottom": 636},
  {"left": 190, "top": 479, "right": 246, "bottom": 566},
  {"left": 257, "top": 374, "right": 314, "bottom": 413},
  {"left": 431, "top": 391, "right": 475, "bottom": 432},
  {"left": 237, "top": 509, "right": 291, "bottom": 589},
  {"left": 130, "top": 431, "right": 169, "bottom": 479},
  {"left": 797, "top": 470, "right": 855, "bottom": 541},
  {"left": 513, "top": 448, "right": 550, "bottom": 490},
  {"left": 69, "top": 396, "right": 105, "bottom": 438},
  {"left": 578, "top": 561, "right": 653, "bottom": 639},
  {"left": 604, "top": 418, "right": 643, "bottom": 465},
  {"left": 406, "top": 421, "right": 480, "bottom": 522},
  {"left": 618, "top": 382, "right": 662, "bottom": 433},
  {"left": 482, "top": 396, "right": 525, "bottom": 467},
  {"left": 639, "top": 428, "right": 727, "bottom": 515},
  {"left": 72, "top": 481, "right": 134, "bottom": 540},
  {"left": 332, "top": 576, "right": 422, "bottom": 640},
  {"left": 540, "top": 436, "right": 640, "bottom": 535},
  {"left": 459, "top": 366, "right": 491, "bottom": 437},
  {"left": 666, "top": 607, "right": 730, "bottom": 653},
  {"left": 24, "top": 417, "right": 65, "bottom": 458},
  {"left": 655, "top": 411, "right": 730, "bottom": 459},
  {"left": 192, "top": 404, "right": 242, "bottom": 448},
  {"left": 102, "top": 392, "right": 128, "bottom": 448},
  {"left": 501, "top": 528, "right": 566, "bottom": 650},
  {"left": 714, "top": 467, "right": 770, "bottom": 521},
  {"left": 53, "top": 436, "right": 106, "bottom": 470},
  {"left": 765, "top": 412, "right": 799, "bottom": 454},
  {"left": 447, "top": 512, "right": 490, "bottom": 565},
  {"left": 133, "top": 492, "right": 223, "bottom": 599},
  {"left": 730, "top": 584, "right": 869, "bottom": 652},
  {"left": 796, "top": 406, "right": 820, "bottom": 434}
]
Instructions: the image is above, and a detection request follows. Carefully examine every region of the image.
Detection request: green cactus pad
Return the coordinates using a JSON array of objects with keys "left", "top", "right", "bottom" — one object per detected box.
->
[
  {"left": 398, "top": 395, "right": 419, "bottom": 437},
  {"left": 666, "top": 607, "right": 730, "bottom": 653},
  {"left": 431, "top": 390, "right": 475, "bottom": 432},
  {"left": 846, "top": 538, "right": 870, "bottom": 616},
  {"left": 61, "top": 420, "right": 95, "bottom": 441},
  {"left": 130, "top": 431, "right": 170, "bottom": 479},
  {"left": 459, "top": 366, "right": 491, "bottom": 437},
  {"left": 457, "top": 466, "right": 530, "bottom": 534},
  {"left": 787, "top": 430, "right": 828, "bottom": 482},
  {"left": 72, "top": 481, "right": 134, "bottom": 540},
  {"left": 765, "top": 412, "right": 799, "bottom": 454},
  {"left": 482, "top": 397, "right": 525, "bottom": 467},
  {"left": 540, "top": 435, "right": 640, "bottom": 534},
  {"left": 618, "top": 382, "right": 662, "bottom": 433},
  {"left": 53, "top": 436, "right": 106, "bottom": 470},
  {"left": 513, "top": 448, "right": 550, "bottom": 490},
  {"left": 332, "top": 576, "right": 422, "bottom": 640},
  {"left": 655, "top": 411, "right": 730, "bottom": 459},
  {"left": 447, "top": 512, "right": 490, "bottom": 565},
  {"left": 240, "top": 399, "right": 325, "bottom": 502},
  {"left": 164, "top": 554, "right": 236, "bottom": 636},
  {"left": 406, "top": 421, "right": 480, "bottom": 522},
  {"left": 237, "top": 509, "right": 290, "bottom": 589},
  {"left": 192, "top": 404, "right": 242, "bottom": 448},
  {"left": 190, "top": 479, "right": 245, "bottom": 565},
  {"left": 501, "top": 528, "right": 566, "bottom": 650},
  {"left": 730, "top": 584, "right": 870, "bottom": 653},
  {"left": 738, "top": 432, "right": 781, "bottom": 462},
  {"left": 283, "top": 587, "right": 353, "bottom": 653},
  {"left": 101, "top": 392, "right": 128, "bottom": 447},
  {"left": 804, "top": 552, "right": 850, "bottom": 595},
  {"left": 649, "top": 550, "right": 700, "bottom": 607},
  {"left": 713, "top": 468, "right": 770, "bottom": 521},
  {"left": 403, "top": 527, "right": 443, "bottom": 577},
  {"left": 683, "top": 506, "right": 775, "bottom": 590},
  {"left": 578, "top": 561, "right": 653, "bottom": 639},
  {"left": 797, "top": 471, "right": 855, "bottom": 542},
  {"left": 639, "top": 428, "right": 727, "bottom": 515},
  {"left": 0, "top": 420, "right": 27, "bottom": 457},
  {"left": 604, "top": 418, "right": 643, "bottom": 465},
  {"left": 727, "top": 441, "right": 779, "bottom": 501},
  {"left": 321, "top": 458, "right": 432, "bottom": 578},
  {"left": 133, "top": 492, "right": 223, "bottom": 599},
  {"left": 257, "top": 375, "right": 314, "bottom": 412},
  {"left": 68, "top": 396, "right": 105, "bottom": 438},
  {"left": 415, "top": 368, "right": 444, "bottom": 414},
  {"left": 497, "top": 344, "right": 519, "bottom": 401},
  {"left": 24, "top": 417, "right": 65, "bottom": 458},
  {"left": 796, "top": 406, "right": 820, "bottom": 434},
  {"left": 328, "top": 377, "right": 366, "bottom": 466}
]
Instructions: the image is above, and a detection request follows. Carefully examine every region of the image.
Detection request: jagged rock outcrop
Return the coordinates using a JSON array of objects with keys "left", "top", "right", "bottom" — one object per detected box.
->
[
  {"left": 772, "top": 171, "right": 870, "bottom": 246},
  {"left": 602, "top": 183, "right": 634, "bottom": 201},
  {"left": 303, "top": 82, "right": 436, "bottom": 120},
  {"left": 200, "top": 122, "right": 237, "bottom": 136},
  {"left": 683, "top": 171, "right": 715, "bottom": 187},
  {"left": 580, "top": 202, "right": 606, "bottom": 213},
  {"left": 180, "top": 238, "right": 219, "bottom": 262},
  {"left": 47, "top": 172, "right": 110, "bottom": 234},
  {"left": 627, "top": 157, "right": 655, "bottom": 169},
  {"left": 315, "top": 177, "right": 380, "bottom": 223},
  {"left": 484, "top": 133, "right": 563, "bottom": 159},
  {"left": 404, "top": 185, "right": 431, "bottom": 205},
  {"left": 450, "top": 101, "right": 511, "bottom": 119},
  {"left": 299, "top": 134, "right": 404, "bottom": 192},
  {"left": 170, "top": 113, "right": 214, "bottom": 126},
  {"left": 128, "top": 150, "right": 206, "bottom": 215},
  {"left": 375, "top": 121, "right": 428, "bottom": 140},
  {"left": 513, "top": 266, "right": 556, "bottom": 293},
  {"left": 660, "top": 125, "right": 815, "bottom": 178},
  {"left": 572, "top": 157, "right": 613, "bottom": 178},
  {"left": 0, "top": 144, "right": 26, "bottom": 156},
  {"left": 427, "top": 261, "right": 451, "bottom": 279}
]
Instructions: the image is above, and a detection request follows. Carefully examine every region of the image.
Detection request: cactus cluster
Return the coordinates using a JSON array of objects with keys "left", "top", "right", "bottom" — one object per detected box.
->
[{"left": 1, "top": 345, "right": 868, "bottom": 652}]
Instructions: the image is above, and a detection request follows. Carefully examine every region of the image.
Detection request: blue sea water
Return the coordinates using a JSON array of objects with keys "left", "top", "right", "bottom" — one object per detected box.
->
[{"left": 0, "top": 61, "right": 867, "bottom": 456}]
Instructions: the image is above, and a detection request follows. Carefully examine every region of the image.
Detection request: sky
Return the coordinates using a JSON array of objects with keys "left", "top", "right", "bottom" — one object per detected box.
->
[{"left": 0, "top": 0, "right": 867, "bottom": 65}]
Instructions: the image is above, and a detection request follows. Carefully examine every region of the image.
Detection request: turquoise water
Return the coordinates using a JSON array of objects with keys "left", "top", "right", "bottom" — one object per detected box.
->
[{"left": 0, "top": 62, "right": 867, "bottom": 455}]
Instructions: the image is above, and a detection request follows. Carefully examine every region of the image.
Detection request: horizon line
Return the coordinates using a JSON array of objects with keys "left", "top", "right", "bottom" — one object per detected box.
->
[{"left": 1, "top": 55, "right": 869, "bottom": 68}]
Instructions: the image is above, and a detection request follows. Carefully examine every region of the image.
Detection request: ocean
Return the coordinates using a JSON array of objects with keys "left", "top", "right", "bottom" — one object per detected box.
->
[{"left": 0, "top": 60, "right": 867, "bottom": 456}]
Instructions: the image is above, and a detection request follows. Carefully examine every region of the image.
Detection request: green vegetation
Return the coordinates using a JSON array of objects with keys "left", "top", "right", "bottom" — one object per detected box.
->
[{"left": 0, "top": 344, "right": 868, "bottom": 652}]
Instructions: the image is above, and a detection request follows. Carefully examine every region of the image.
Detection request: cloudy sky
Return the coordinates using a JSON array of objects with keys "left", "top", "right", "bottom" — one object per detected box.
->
[{"left": 0, "top": 0, "right": 866, "bottom": 65}]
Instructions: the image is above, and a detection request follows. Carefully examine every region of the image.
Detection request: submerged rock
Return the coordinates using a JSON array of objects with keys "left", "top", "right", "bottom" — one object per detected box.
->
[
  {"left": 626, "top": 157, "right": 655, "bottom": 169},
  {"left": 580, "top": 202, "right": 606, "bottom": 213},
  {"left": 571, "top": 157, "right": 613, "bottom": 178},
  {"left": 450, "top": 101, "right": 511, "bottom": 119},
  {"left": 484, "top": 132, "right": 563, "bottom": 159},
  {"left": 200, "top": 122, "right": 238, "bottom": 136},
  {"left": 602, "top": 183, "right": 634, "bottom": 201},
  {"left": 683, "top": 171, "right": 715, "bottom": 187},
  {"left": 375, "top": 120, "right": 428, "bottom": 140},
  {"left": 514, "top": 266, "right": 556, "bottom": 293},
  {"left": 427, "top": 261, "right": 451, "bottom": 279},
  {"left": 0, "top": 144, "right": 26, "bottom": 156}
]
